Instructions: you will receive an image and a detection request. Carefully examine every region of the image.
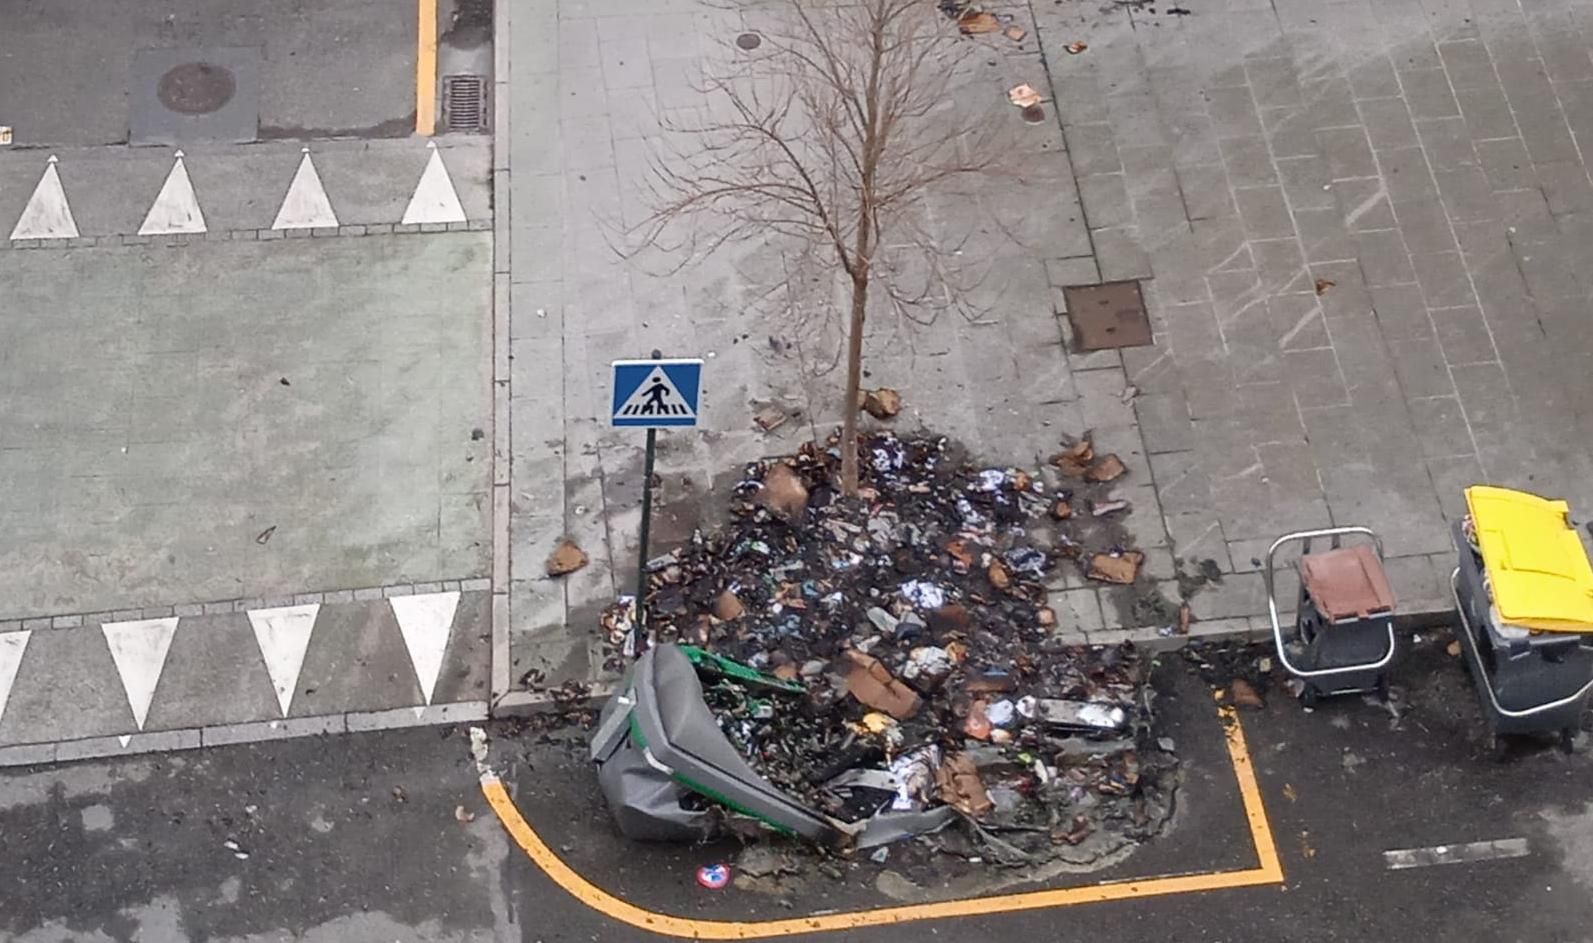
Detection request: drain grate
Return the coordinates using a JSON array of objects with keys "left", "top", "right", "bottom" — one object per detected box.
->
[{"left": 442, "top": 74, "right": 488, "bottom": 132}]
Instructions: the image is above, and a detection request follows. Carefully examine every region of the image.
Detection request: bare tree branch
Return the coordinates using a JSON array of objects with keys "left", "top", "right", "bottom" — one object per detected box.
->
[{"left": 621, "top": 0, "right": 1024, "bottom": 493}]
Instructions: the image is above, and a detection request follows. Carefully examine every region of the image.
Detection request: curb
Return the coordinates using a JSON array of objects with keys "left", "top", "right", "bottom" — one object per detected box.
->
[
  {"left": 487, "top": 0, "right": 514, "bottom": 711},
  {"left": 0, "top": 702, "right": 489, "bottom": 769},
  {"left": 0, "top": 220, "right": 491, "bottom": 253}
]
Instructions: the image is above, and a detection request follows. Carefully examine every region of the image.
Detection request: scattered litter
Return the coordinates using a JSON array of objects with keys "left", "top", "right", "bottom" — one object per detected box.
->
[
  {"left": 1065, "top": 41, "right": 1088, "bottom": 54},
  {"left": 1008, "top": 84, "right": 1043, "bottom": 108},
  {"left": 936, "top": 753, "right": 995, "bottom": 817},
  {"left": 1446, "top": 639, "right": 1462, "bottom": 657},
  {"left": 1229, "top": 678, "right": 1265, "bottom": 710},
  {"left": 1314, "top": 278, "right": 1335, "bottom": 295},
  {"left": 900, "top": 579, "right": 948, "bottom": 610},
  {"left": 1085, "top": 454, "right": 1127, "bottom": 482},
  {"left": 588, "top": 429, "right": 1177, "bottom": 869},
  {"left": 889, "top": 746, "right": 941, "bottom": 810},
  {"left": 761, "top": 463, "right": 810, "bottom": 519},
  {"left": 958, "top": 10, "right": 1001, "bottom": 32},
  {"left": 255, "top": 526, "right": 276, "bottom": 545},
  {"left": 861, "top": 388, "right": 903, "bottom": 419},
  {"left": 454, "top": 805, "right": 476, "bottom": 824},
  {"left": 754, "top": 405, "right": 789, "bottom": 433},
  {"left": 1282, "top": 783, "right": 1297, "bottom": 802},
  {"left": 1051, "top": 440, "right": 1094, "bottom": 476},
  {"left": 469, "top": 726, "right": 490, "bottom": 773},
  {"left": 844, "top": 650, "right": 923, "bottom": 719},
  {"left": 1177, "top": 603, "right": 1192, "bottom": 635},
  {"left": 714, "top": 589, "right": 746, "bottom": 621},
  {"left": 1087, "top": 550, "right": 1144, "bottom": 584},
  {"left": 223, "top": 839, "right": 249, "bottom": 860},
  {"left": 696, "top": 864, "right": 732, "bottom": 889},
  {"left": 279, "top": 377, "right": 291, "bottom": 387},
  {"left": 547, "top": 538, "right": 589, "bottom": 576},
  {"left": 1091, "top": 497, "right": 1130, "bottom": 516},
  {"left": 1004, "top": 24, "right": 1027, "bottom": 41}
]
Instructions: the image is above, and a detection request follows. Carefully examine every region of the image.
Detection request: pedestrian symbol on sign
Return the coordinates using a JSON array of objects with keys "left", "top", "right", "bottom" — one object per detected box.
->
[
  {"left": 618, "top": 368, "right": 692, "bottom": 418},
  {"left": 610, "top": 358, "right": 703, "bottom": 428}
]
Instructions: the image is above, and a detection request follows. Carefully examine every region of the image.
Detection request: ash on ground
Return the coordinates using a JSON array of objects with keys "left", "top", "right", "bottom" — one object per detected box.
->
[{"left": 601, "top": 430, "right": 1181, "bottom": 869}]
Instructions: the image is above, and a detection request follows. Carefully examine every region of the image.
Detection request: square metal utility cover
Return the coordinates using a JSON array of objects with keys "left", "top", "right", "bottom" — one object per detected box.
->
[
  {"left": 130, "top": 46, "right": 261, "bottom": 145},
  {"left": 1062, "top": 280, "right": 1153, "bottom": 351}
]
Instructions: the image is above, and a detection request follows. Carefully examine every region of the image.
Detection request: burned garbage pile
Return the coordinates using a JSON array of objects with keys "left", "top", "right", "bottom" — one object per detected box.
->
[{"left": 593, "top": 430, "right": 1179, "bottom": 864}]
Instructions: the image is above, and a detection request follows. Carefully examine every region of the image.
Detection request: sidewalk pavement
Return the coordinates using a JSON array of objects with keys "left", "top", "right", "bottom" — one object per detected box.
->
[{"left": 494, "top": 0, "right": 1593, "bottom": 703}]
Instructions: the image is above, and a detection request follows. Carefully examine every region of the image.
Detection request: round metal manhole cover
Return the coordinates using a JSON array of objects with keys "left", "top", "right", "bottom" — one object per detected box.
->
[
  {"left": 735, "top": 32, "right": 763, "bottom": 50},
  {"left": 157, "top": 62, "right": 237, "bottom": 115},
  {"left": 1020, "top": 103, "right": 1047, "bottom": 124}
]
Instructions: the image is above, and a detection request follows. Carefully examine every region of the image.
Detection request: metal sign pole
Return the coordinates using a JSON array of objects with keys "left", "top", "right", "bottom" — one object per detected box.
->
[
  {"left": 635, "top": 426, "right": 657, "bottom": 637},
  {"left": 610, "top": 349, "right": 700, "bottom": 652},
  {"left": 634, "top": 350, "right": 662, "bottom": 639}
]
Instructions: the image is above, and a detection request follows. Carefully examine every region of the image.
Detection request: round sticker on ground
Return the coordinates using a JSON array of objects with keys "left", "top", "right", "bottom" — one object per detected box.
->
[{"left": 696, "top": 864, "right": 731, "bottom": 890}]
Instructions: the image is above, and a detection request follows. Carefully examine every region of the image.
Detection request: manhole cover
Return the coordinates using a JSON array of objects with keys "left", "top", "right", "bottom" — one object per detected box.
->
[
  {"left": 1062, "top": 280, "right": 1153, "bottom": 351},
  {"left": 157, "top": 62, "right": 237, "bottom": 115},
  {"left": 736, "top": 32, "right": 763, "bottom": 50}
]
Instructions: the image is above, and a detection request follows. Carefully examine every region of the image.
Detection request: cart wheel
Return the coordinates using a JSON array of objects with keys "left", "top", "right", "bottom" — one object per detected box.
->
[
  {"left": 1301, "top": 687, "right": 1319, "bottom": 709},
  {"left": 1375, "top": 675, "right": 1391, "bottom": 703},
  {"left": 1488, "top": 733, "right": 1511, "bottom": 763},
  {"left": 1560, "top": 728, "right": 1577, "bottom": 755}
]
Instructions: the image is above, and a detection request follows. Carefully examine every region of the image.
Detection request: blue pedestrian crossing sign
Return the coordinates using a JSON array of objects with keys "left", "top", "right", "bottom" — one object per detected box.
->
[{"left": 610, "top": 358, "right": 703, "bottom": 428}]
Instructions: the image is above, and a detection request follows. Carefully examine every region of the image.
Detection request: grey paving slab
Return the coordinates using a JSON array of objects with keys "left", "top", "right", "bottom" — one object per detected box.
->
[
  {"left": 143, "top": 613, "right": 280, "bottom": 731},
  {"left": 0, "top": 0, "right": 416, "bottom": 148},
  {"left": 0, "top": 627, "right": 135, "bottom": 744},
  {"left": 291, "top": 598, "right": 428, "bottom": 717},
  {"left": 0, "top": 235, "right": 491, "bottom": 618}
]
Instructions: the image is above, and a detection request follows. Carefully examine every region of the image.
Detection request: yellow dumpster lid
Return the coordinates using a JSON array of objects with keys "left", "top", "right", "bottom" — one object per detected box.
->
[{"left": 1464, "top": 486, "right": 1593, "bottom": 633}]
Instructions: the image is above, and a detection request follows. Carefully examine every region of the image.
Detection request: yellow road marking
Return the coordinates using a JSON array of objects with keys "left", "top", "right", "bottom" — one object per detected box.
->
[
  {"left": 482, "top": 702, "right": 1282, "bottom": 937},
  {"left": 415, "top": 0, "right": 438, "bottom": 135}
]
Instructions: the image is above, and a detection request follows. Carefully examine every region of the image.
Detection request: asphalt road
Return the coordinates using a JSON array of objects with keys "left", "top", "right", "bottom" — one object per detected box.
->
[{"left": 6, "top": 641, "right": 1593, "bottom": 943}]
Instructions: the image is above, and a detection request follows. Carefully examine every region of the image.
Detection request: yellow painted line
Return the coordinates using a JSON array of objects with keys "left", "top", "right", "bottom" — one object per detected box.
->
[
  {"left": 482, "top": 701, "right": 1282, "bottom": 938},
  {"left": 415, "top": 0, "right": 438, "bottom": 136}
]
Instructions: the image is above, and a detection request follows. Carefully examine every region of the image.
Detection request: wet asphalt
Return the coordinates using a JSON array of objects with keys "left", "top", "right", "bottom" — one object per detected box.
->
[{"left": 4, "top": 639, "right": 1593, "bottom": 942}]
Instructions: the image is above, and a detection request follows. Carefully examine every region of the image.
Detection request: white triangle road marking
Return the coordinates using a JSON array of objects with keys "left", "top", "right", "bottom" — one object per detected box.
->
[
  {"left": 10, "top": 156, "right": 78, "bottom": 240},
  {"left": 139, "top": 150, "right": 207, "bottom": 235},
  {"left": 102, "top": 618, "right": 179, "bottom": 731},
  {"left": 413, "top": 706, "right": 427, "bottom": 720},
  {"left": 118, "top": 735, "right": 132, "bottom": 748},
  {"left": 391, "top": 591, "right": 459, "bottom": 705},
  {"left": 614, "top": 365, "right": 697, "bottom": 419},
  {"left": 401, "top": 143, "right": 466, "bottom": 225},
  {"left": 247, "top": 604, "right": 319, "bottom": 716},
  {"left": 272, "top": 148, "right": 339, "bottom": 230},
  {"left": 0, "top": 631, "right": 30, "bottom": 726}
]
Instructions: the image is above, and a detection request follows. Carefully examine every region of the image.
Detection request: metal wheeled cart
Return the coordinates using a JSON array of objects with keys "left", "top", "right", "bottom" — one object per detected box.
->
[
  {"left": 1450, "top": 486, "right": 1593, "bottom": 754},
  {"left": 1265, "top": 526, "right": 1399, "bottom": 706}
]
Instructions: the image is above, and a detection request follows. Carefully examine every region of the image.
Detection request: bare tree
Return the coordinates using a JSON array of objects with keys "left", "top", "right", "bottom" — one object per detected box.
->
[{"left": 628, "top": 0, "right": 1018, "bottom": 495}]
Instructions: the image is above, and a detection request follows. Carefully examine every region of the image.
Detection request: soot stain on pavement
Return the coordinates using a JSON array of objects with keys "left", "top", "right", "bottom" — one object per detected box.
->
[{"left": 0, "top": 730, "right": 493, "bottom": 942}]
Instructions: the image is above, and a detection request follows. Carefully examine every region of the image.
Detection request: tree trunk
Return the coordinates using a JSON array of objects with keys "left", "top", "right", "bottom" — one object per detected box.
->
[{"left": 839, "top": 271, "right": 869, "bottom": 496}]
